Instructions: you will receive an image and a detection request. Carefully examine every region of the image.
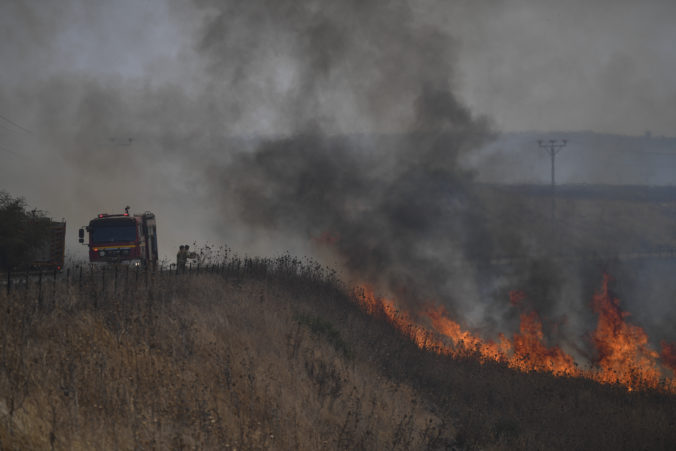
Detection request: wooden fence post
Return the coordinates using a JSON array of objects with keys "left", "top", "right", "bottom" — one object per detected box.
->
[
  {"left": 52, "top": 269, "right": 57, "bottom": 308},
  {"left": 102, "top": 266, "right": 106, "bottom": 300},
  {"left": 38, "top": 269, "right": 43, "bottom": 308},
  {"left": 90, "top": 265, "right": 95, "bottom": 307}
]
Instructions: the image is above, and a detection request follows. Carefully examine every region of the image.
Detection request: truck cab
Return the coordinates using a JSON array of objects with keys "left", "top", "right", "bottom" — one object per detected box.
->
[{"left": 80, "top": 208, "right": 158, "bottom": 266}]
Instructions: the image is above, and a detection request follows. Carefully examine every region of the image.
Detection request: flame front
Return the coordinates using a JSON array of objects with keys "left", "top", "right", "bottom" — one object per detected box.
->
[
  {"left": 354, "top": 275, "right": 675, "bottom": 393},
  {"left": 511, "top": 310, "right": 579, "bottom": 376},
  {"left": 590, "top": 274, "right": 671, "bottom": 391}
]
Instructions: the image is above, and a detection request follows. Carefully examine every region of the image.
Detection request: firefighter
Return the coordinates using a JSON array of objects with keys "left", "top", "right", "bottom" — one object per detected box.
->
[
  {"left": 176, "top": 245, "right": 188, "bottom": 272},
  {"left": 184, "top": 245, "right": 198, "bottom": 261}
]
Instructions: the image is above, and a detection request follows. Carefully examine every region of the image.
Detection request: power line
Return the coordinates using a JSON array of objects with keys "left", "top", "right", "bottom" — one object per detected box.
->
[
  {"left": 0, "top": 143, "right": 22, "bottom": 158},
  {"left": 0, "top": 112, "right": 32, "bottom": 134},
  {"left": 109, "top": 137, "right": 134, "bottom": 146},
  {"left": 0, "top": 142, "right": 35, "bottom": 162}
]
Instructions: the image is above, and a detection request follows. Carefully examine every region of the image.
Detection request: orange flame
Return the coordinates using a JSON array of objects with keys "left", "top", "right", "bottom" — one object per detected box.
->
[
  {"left": 424, "top": 304, "right": 510, "bottom": 361},
  {"left": 353, "top": 275, "right": 676, "bottom": 393},
  {"left": 590, "top": 274, "right": 667, "bottom": 390},
  {"left": 511, "top": 310, "right": 579, "bottom": 376},
  {"left": 355, "top": 286, "right": 440, "bottom": 351}
]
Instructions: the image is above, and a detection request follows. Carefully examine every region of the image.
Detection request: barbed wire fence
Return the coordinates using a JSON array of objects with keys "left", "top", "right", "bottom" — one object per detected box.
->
[{"left": 1, "top": 252, "right": 345, "bottom": 316}]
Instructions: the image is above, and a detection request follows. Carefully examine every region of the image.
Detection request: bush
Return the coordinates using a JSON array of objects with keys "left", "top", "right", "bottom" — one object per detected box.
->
[{"left": 0, "top": 191, "right": 52, "bottom": 269}]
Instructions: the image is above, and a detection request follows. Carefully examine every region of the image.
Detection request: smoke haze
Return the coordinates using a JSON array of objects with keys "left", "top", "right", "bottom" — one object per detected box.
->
[{"left": 1, "top": 1, "right": 675, "bottom": 356}]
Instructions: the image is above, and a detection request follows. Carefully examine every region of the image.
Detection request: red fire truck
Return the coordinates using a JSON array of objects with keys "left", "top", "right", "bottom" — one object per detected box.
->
[{"left": 79, "top": 207, "right": 158, "bottom": 266}]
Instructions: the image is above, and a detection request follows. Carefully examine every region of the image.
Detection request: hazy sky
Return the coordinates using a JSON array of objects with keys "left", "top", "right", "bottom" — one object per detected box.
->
[
  {"left": 442, "top": 0, "right": 676, "bottom": 135},
  {"left": 2, "top": 0, "right": 675, "bottom": 350},
  {"left": 2, "top": 0, "right": 676, "bottom": 260},
  {"left": 2, "top": 0, "right": 675, "bottom": 135}
]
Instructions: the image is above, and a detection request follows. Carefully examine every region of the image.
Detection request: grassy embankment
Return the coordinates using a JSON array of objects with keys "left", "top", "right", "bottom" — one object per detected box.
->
[{"left": 0, "top": 256, "right": 674, "bottom": 450}]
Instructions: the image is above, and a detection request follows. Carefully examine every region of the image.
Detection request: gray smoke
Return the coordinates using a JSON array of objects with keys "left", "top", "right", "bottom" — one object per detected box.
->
[
  {"left": 1, "top": 0, "right": 674, "bottom": 351},
  {"left": 196, "top": 0, "right": 501, "bottom": 313},
  {"left": 195, "top": 0, "right": 676, "bottom": 350}
]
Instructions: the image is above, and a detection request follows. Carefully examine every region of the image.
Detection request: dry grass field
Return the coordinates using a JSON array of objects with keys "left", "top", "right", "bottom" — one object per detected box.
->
[
  {"left": 476, "top": 184, "right": 676, "bottom": 257},
  {"left": 0, "top": 257, "right": 674, "bottom": 450}
]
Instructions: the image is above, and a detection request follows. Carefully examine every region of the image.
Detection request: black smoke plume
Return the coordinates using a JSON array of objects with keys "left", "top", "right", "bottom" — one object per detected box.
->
[
  {"left": 198, "top": 0, "right": 501, "bottom": 313},
  {"left": 1, "top": 0, "right": 673, "bottom": 348}
]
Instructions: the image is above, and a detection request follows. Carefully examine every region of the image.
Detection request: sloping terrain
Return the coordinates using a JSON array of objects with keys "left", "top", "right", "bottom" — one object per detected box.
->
[{"left": 0, "top": 259, "right": 674, "bottom": 450}]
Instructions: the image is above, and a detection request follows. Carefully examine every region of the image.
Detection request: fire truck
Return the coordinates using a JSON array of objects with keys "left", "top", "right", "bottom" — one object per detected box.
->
[{"left": 79, "top": 207, "right": 158, "bottom": 266}]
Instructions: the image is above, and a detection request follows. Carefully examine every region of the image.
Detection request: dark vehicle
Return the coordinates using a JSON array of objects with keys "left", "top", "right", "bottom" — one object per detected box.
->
[
  {"left": 0, "top": 219, "right": 65, "bottom": 273},
  {"left": 79, "top": 207, "right": 158, "bottom": 266},
  {"left": 31, "top": 220, "right": 66, "bottom": 271}
]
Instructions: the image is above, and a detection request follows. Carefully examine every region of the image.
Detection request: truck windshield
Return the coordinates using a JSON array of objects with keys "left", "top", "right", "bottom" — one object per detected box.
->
[{"left": 90, "top": 219, "right": 137, "bottom": 243}]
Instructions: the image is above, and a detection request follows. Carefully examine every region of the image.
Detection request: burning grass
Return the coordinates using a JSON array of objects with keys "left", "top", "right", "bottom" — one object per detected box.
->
[
  {"left": 356, "top": 274, "right": 676, "bottom": 394},
  {"left": 0, "top": 255, "right": 674, "bottom": 450}
]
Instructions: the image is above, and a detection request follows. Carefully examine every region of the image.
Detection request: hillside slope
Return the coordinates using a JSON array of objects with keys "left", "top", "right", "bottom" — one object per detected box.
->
[{"left": 0, "top": 261, "right": 674, "bottom": 450}]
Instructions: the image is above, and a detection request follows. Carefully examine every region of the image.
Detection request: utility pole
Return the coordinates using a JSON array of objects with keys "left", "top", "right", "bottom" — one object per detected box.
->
[
  {"left": 538, "top": 139, "right": 567, "bottom": 189},
  {"left": 538, "top": 139, "right": 567, "bottom": 222}
]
